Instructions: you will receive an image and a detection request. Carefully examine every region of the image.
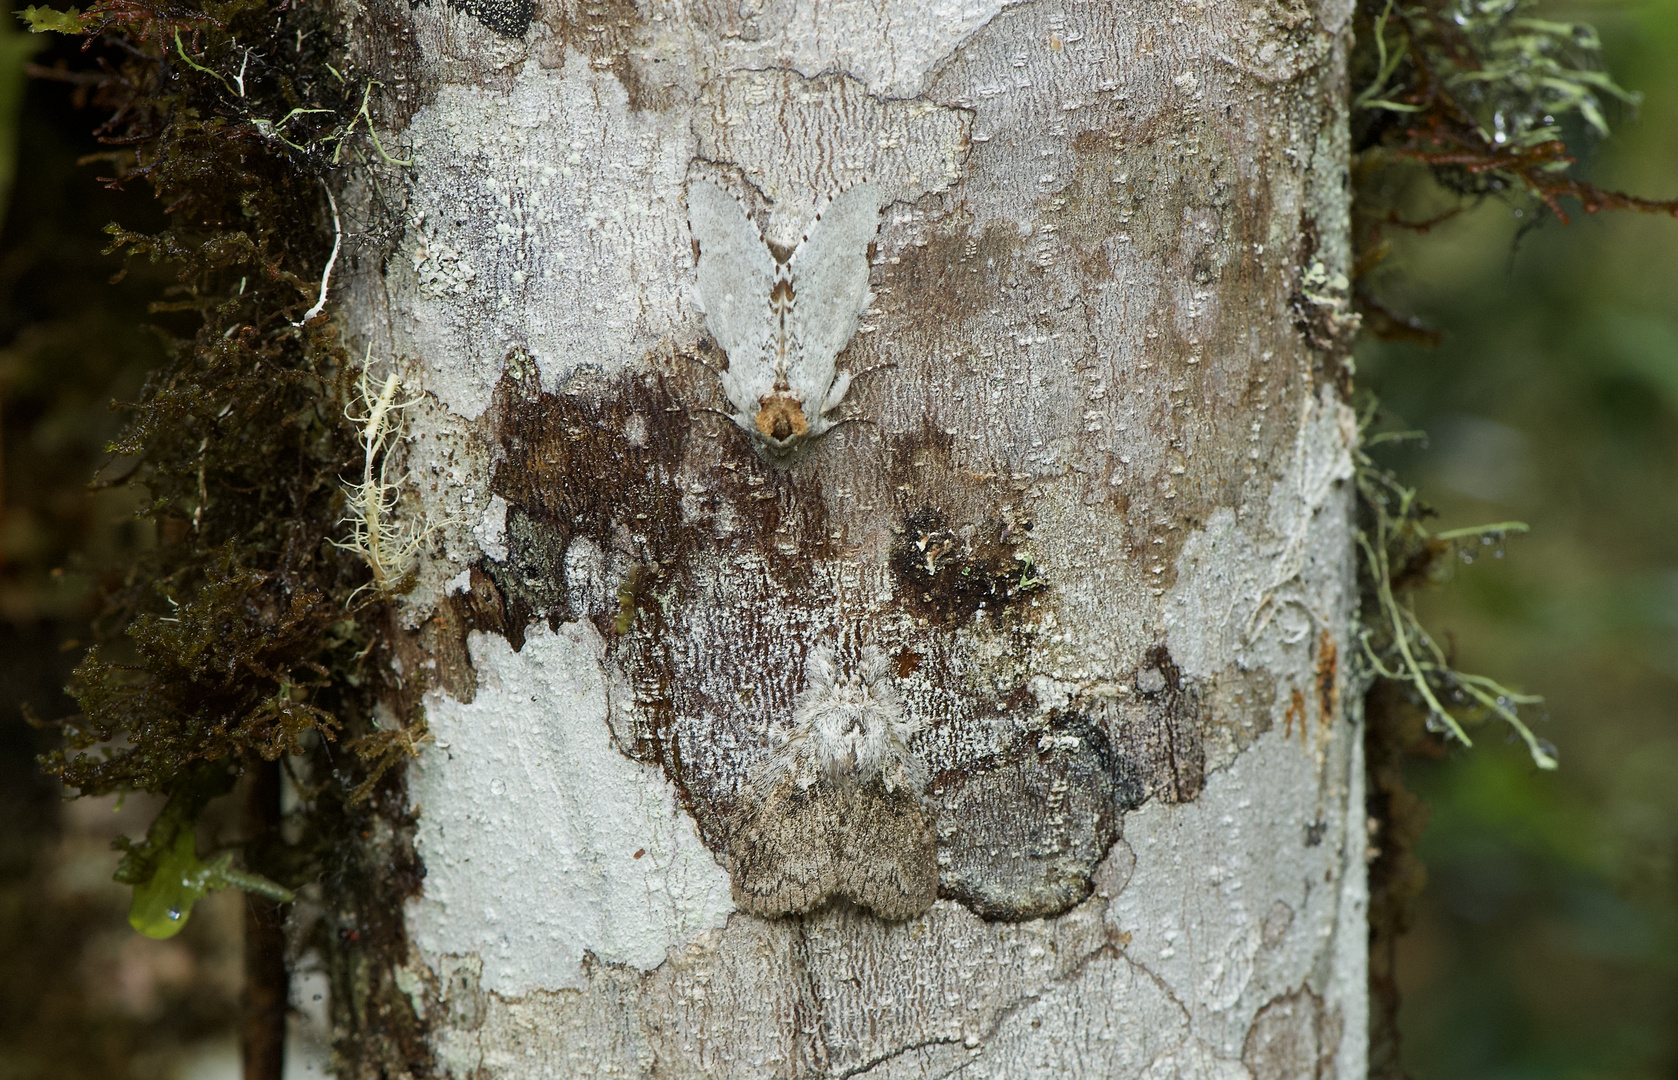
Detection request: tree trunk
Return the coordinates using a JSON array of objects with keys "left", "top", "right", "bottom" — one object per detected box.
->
[{"left": 329, "top": 0, "right": 1368, "bottom": 1074}]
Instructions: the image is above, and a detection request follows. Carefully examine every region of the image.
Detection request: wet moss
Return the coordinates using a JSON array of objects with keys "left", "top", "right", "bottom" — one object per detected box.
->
[
  {"left": 20, "top": 0, "right": 429, "bottom": 1070},
  {"left": 1349, "top": 0, "right": 1678, "bottom": 342}
]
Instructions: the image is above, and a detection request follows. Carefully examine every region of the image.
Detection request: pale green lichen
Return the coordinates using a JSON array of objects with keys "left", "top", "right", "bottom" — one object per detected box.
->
[
  {"left": 336, "top": 363, "right": 431, "bottom": 601},
  {"left": 1354, "top": 416, "right": 1557, "bottom": 770}
]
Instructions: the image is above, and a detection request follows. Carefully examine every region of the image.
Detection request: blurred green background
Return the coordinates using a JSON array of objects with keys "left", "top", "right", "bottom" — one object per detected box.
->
[
  {"left": 1, "top": 1, "right": 1675, "bottom": 1077},
  {"left": 1359, "top": 0, "right": 1678, "bottom": 1076}
]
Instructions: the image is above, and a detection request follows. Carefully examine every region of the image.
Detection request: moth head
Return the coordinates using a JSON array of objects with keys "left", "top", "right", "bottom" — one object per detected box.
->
[{"left": 753, "top": 387, "right": 810, "bottom": 448}]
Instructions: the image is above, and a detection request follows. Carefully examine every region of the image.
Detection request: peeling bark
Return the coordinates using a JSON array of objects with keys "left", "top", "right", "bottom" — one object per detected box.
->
[{"left": 326, "top": 0, "right": 1370, "bottom": 1074}]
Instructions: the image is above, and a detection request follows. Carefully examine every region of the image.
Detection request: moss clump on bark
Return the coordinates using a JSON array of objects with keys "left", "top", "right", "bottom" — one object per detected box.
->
[
  {"left": 19, "top": 0, "right": 431, "bottom": 1069},
  {"left": 25, "top": 0, "right": 360, "bottom": 917}
]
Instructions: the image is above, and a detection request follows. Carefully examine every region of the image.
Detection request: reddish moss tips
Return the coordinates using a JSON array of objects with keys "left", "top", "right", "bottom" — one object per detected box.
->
[
  {"left": 1351, "top": 0, "right": 1678, "bottom": 220},
  {"left": 1349, "top": 0, "right": 1678, "bottom": 343}
]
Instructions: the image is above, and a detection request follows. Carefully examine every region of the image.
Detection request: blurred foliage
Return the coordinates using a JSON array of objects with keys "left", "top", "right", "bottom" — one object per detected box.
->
[
  {"left": 1357, "top": 0, "right": 1678, "bottom": 1074},
  {"left": 0, "top": 13, "right": 42, "bottom": 217}
]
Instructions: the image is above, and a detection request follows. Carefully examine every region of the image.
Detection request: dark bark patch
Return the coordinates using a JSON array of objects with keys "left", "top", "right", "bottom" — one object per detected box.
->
[
  {"left": 537, "top": 0, "right": 665, "bottom": 110},
  {"left": 396, "top": 567, "right": 507, "bottom": 704},
  {"left": 889, "top": 507, "right": 1044, "bottom": 627},
  {"left": 1131, "top": 645, "right": 1206, "bottom": 802},
  {"left": 1291, "top": 214, "right": 1357, "bottom": 395},
  {"left": 1041, "top": 646, "right": 1207, "bottom": 811},
  {"left": 883, "top": 215, "right": 1025, "bottom": 330},
  {"left": 445, "top": 0, "right": 536, "bottom": 37},
  {"left": 933, "top": 713, "right": 1141, "bottom": 920},
  {"left": 478, "top": 505, "right": 572, "bottom": 646},
  {"left": 488, "top": 365, "right": 692, "bottom": 561},
  {"left": 479, "top": 361, "right": 837, "bottom": 846},
  {"left": 358, "top": 0, "right": 432, "bottom": 128}
]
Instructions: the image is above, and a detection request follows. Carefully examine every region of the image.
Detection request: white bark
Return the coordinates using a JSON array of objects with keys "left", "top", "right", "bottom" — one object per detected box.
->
[{"left": 335, "top": 0, "right": 1368, "bottom": 1074}]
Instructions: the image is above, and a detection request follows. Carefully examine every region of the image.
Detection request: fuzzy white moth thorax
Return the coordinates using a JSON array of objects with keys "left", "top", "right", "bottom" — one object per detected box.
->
[
  {"left": 687, "top": 181, "right": 882, "bottom": 455},
  {"left": 766, "top": 646, "right": 923, "bottom": 795}
]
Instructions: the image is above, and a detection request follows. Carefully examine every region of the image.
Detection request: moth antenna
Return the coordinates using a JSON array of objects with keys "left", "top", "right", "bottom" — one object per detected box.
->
[
  {"left": 677, "top": 345, "right": 727, "bottom": 379},
  {"left": 687, "top": 404, "right": 755, "bottom": 437},
  {"left": 819, "top": 415, "right": 883, "bottom": 440},
  {"left": 847, "top": 359, "right": 899, "bottom": 384}
]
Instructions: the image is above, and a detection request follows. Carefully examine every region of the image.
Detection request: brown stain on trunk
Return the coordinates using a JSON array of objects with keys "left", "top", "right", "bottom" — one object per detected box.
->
[
  {"left": 1316, "top": 630, "right": 1340, "bottom": 732},
  {"left": 1284, "top": 688, "right": 1307, "bottom": 743}
]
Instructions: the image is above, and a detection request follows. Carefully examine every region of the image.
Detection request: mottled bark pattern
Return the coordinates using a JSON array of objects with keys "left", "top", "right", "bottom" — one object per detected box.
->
[{"left": 334, "top": 0, "right": 1370, "bottom": 1073}]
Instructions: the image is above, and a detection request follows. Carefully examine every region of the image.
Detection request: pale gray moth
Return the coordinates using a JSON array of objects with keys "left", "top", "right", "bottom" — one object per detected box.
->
[
  {"left": 728, "top": 645, "right": 938, "bottom": 920},
  {"left": 687, "top": 180, "right": 882, "bottom": 453}
]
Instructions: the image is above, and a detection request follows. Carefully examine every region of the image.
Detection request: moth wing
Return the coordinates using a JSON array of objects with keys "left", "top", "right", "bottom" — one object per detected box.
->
[
  {"left": 729, "top": 776, "right": 845, "bottom": 917},
  {"left": 784, "top": 183, "right": 881, "bottom": 419},
  {"left": 835, "top": 783, "right": 938, "bottom": 921},
  {"left": 688, "top": 181, "right": 778, "bottom": 417}
]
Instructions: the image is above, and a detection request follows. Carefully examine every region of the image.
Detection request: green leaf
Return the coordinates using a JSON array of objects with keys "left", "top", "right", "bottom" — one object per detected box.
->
[{"left": 127, "top": 828, "right": 295, "bottom": 939}]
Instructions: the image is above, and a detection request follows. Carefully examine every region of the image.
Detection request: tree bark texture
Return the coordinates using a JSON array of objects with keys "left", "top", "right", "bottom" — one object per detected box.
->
[{"left": 331, "top": 0, "right": 1368, "bottom": 1075}]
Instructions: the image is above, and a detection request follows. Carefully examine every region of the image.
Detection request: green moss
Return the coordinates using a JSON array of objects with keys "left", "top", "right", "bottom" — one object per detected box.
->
[
  {"left": 27, "top": 0, "right": 418, "bottom": 941},
  {"left": 17, "top": 6, "right": 93, "bottom": 34},
  {"left": 1350, "top": 0, "right": 1676, "bottom": 224},
  {"left": 1348, "top": 0, "right": 1678, "bottom": 338}
]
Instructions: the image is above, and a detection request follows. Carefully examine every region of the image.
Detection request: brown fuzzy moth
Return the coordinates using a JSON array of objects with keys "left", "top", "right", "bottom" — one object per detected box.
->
[{"left": 727, "top": 645, "right": 938, "bottom": 920}]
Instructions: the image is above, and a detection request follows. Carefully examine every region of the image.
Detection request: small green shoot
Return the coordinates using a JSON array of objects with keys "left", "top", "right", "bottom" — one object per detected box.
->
[
  {"left": 18, "top": 4, "right": 90, "bottom": 33},
  {"left": 328, "top": 80, "right": 411, "bottom": 166},
  {"left": 1354, "top": 0, "right": 1422, "bottom": 114},
  {"left": 128, "top": 829, "right": 294, "bottom": 939},
  {"left": 174, "top": 30, "right": 234, "bottom": 93},
  {"left": 112, "top": 767, "right": 293, "bottom": 939}
]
